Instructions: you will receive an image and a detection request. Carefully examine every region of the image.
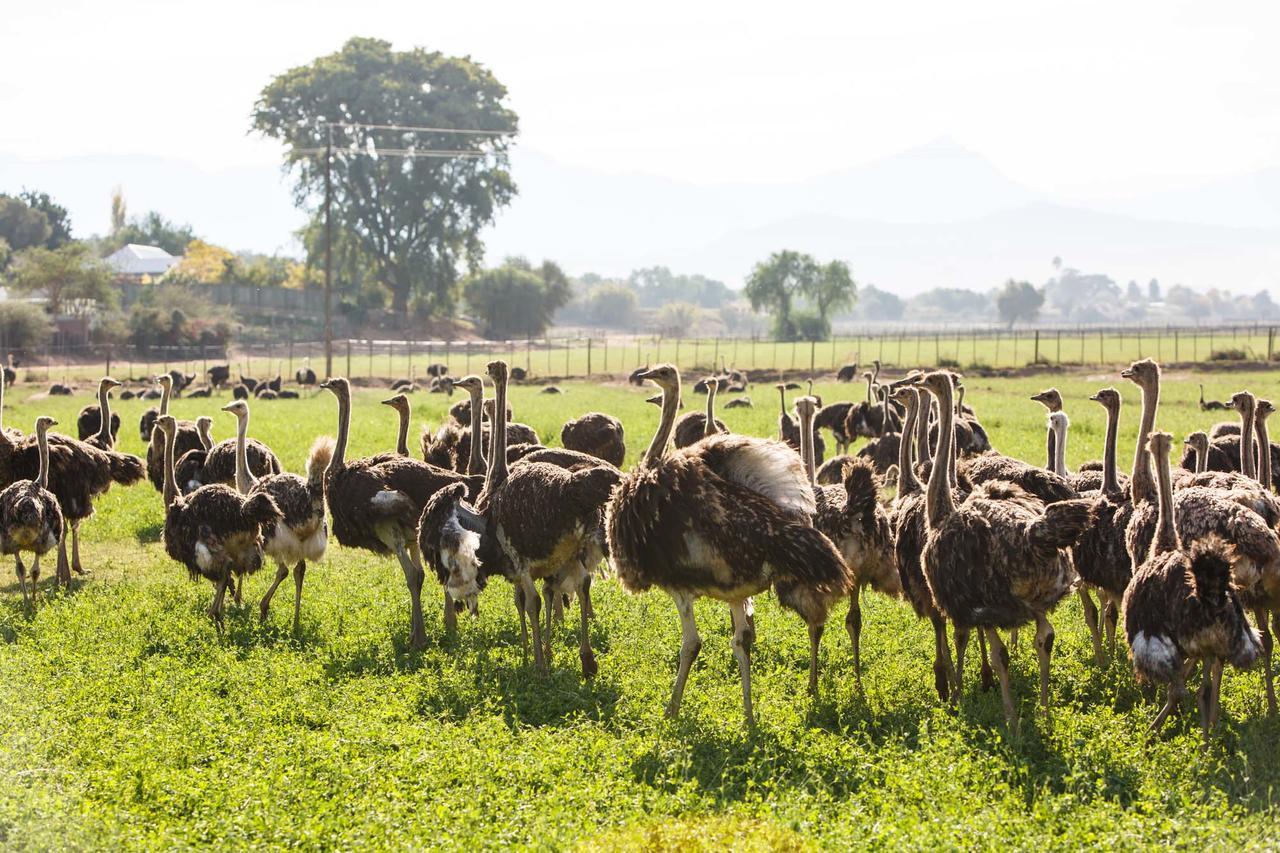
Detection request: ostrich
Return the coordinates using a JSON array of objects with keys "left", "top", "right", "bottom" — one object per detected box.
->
[
  {"left": 856, "top": 385, "right": 901, "bottom": 475},
  {"left": 844, "top": 379, "right": 902, "bottom": 441},
  {"left": 80, "top": 378, "right": 123, "bottom": 451},
  {"left": 0, "top": 416, "right": 63, "bottom": 605},
  {"left": 76, "top": 378, "right": 122, "bottom": 444},
  {"left": 814, "top": 401, "right": 855, "bottom": 454},
  {"left": 1123, "top": 431, "right": 1261, "bottom": 739},
  {"left": 605, "top": 364, "right": 853, "bottom": 725},
  {"left": 240, "top": 373, "right": 259, "bottom": 393},
  {"left": 724, "top": 397, "right": 752, "bottom": 410},
  {"left": 176, "top": 417, "right": 282, "bottom": 493},
  {"left": 475, "top": 361, "right": 621, "bottom": 675},
  {"left": 671, "top": 377, "right": 726, "bottom": 449},
  {"left": 157, "top": 415, "right": 280, "bottom": 630},
  {"left": 920, "top": 370, "right": 1093, "bottom": 730},
  {"left": 561, "top": 412, "right": 626, "bottom": 467},
  {"left": 1200, "top": 384, "right": 1229, "bottom": 411},
  {"left": 795, "top": 395, "right": 896, "bottom": 693},
  {"left": 221, "top": 400, "right": 327, "bottom": 631},
  {"left": 1, "top": 355, "right": 15, "bottom": 388},
  {"left": 145, "top": 374, "right": 204, "bottom": 492},
  {"left": 836, "top": 362, "right": 859, "bottom": 383},
  {"left": 206, "top": 364, "right": 232, "bottom": 389},
  {"left": 628, "top": 356, "right": 652, "bottom": 387},
  {"left": 295, "top": 358, "right": 317, "bottom": 386},
  {"left": 232, "top": 384, "right": 250, "bottom": 401},
  {"left": 320, "top": 377, "right": 478, "bottom": 647},
  {"left": 928, "top": 377, "right": 990, "bottom": 458},
  {"left": 448, "top": 395, "right": 510, "bottom": 427},
  {"left": 391, "top": 367, "right": 417, "bottom": 391},
  {"left": 266, "top": 372, "right": 283, "bottom": 393},
  {"left": 381, "top": 394, "right": 412, "bottom": 457},
  {"left": 776, "top": 384, "right": 826, "bottom": 464},
  {"left": 1181, "top": 391, "right": 1280, "bottom": 489},
  {"left": 1030, "top": 388, "right": 1063, "bottom": 470}
]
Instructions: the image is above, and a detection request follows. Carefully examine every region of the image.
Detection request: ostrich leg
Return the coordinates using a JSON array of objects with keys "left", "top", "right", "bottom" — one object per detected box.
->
[
  {"left": 515, "top": 585, "right": 529, "bottom": 665},
  {"left": 1103, "top": 596, "right": 1120, "bottom": 657},
  {"left": 55, "top": 532, "right": 71, "bottom": 588},
  {"left": 665, "top": 591, "right": 702, "bottom": 718},
  {"left": 70, "top": 523, "right": 88, "bottom": 575},
  {"left": 807, "top": 622, "right": 824, "bottom": 696},
  {"left": 931, "top": 616, "right": 953, "bottom": 702},
  {"left": 208, "top": 571, "right": 231, "bottom": 632},
  {"left": 519, "top": 572, "right": 545, "bottom": 673},
  {"left": 259, "top": 560, "right": 290, "bottom": 623},
  {"left": 1256, "top": 607, "right": 1277, "bottom": 715},
  {"left": 15, "top": 556, "right": 29, "bottom": 607},
  {"left": 291, "top": 561, "right": 306, "bottom": 633},
  {"left": 392, "top": 543, "right": 427, "bottom": 650},
  {"left": 578, "top": 573, "right": 597, "bottom": 679},
  {"left": 1078, "top": 588, "right": 1105, "bottom": 666},
  {"left": 1149, "top": 674, "right": 1185, "bottom": 735},
  {"left": 977, "top": 628, "right": 995, "bottom": 690},
  {"left": 845, "top": 590, "right": 863, "bottom": 692},
  {"left": 1034, "top": 613, "right": 1056, "bottom": 714},
  {"left": 542, "top": 578, "right": 556, "bottom": 669},
  {"left": 952, "top": 625, "right": 970, "bottom": 702},
  {"left": 985, "top": 627, "right": 1018, "bottom": 735},
  {"left": 730, "top": 600, "right": 756, "bottom": 727},
  {"left": 1197, "top": 657, "right": 1222, "bottom": 740}
]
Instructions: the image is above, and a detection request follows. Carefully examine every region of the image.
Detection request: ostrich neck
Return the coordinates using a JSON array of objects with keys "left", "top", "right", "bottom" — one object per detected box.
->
[
  {"left": 898, "top": 392, "right": 922, "bottom": 495},
  {"left": 1192, "top": 444, "right": 1206, "bottom": 474},
  {"left": 36, "top": 423, "right": 50, "bottom": 489},
  {"left": 864, "top": 376, "right": 872, "bottom": 403},
  {"left": 96, "top": 383, "right": 113, "bottom": 446},
  {"left": 879, "top": 389, "right": 892, "bottom": 438},
  {"left": 704, "top": 383, "right": 718, "bottom": 438},
  {"left": 159, "top": 382, "right": 171, "bottom": 416},
  {"left": 197, "top": 421, "right": 213, "bottom": 451},
  {"left": 467, "top": 386, "right": 485, "bottom": 474},
  {"left": 483, "top": 372, "right": 510, "bottom": 494},
  {"left": 1101, "top": 404, "right": 1120, "bottom": 493},
  {"left": 330, "top": 390, "right": 350, "bottom": 473},
  {"left": 1044, "top": 424, "right": 1056, "bottom": 471},
  {"left": 642, "top": 382, "right": 681, "bottom": 467},
  {"left": 926, "top": 383, "right": 957, "bottom": 527},
  {"left": 915, "top": 389, "right": 933, "bottom": 466},
  {"left": 233, "top": 412, "right": 254, "bottom": 494},
  {"left": 1240, "top": 402, "right": 1257, "bottom": 480},
  {"left": 1053, "top": 420, "right": 1068, "bottom": 477},
  {"left": 162, "top": 429, "right": 179, "bottom": 509},
  {"left": 395, "top": 406, "right": 409, "bottom": 457},
  {"left": 797, "top": 405, "right": 816, "bottom": 485},
  {"left": 0, "top": 367, "right": 7, "bottom": 434},
  {"left": 1257, "top": 417, "right": 1273, "bottom": 487},
  {"left": 1130, "top": 381, "right": 1158, "bottom": 504},
  {"left": 1150, "top": 444, "right": 1178, "bottom": 557}
]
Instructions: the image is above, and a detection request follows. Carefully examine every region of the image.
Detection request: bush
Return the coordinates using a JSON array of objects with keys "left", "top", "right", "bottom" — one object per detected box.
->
[
  {"left": 937, "top": 357, "right": 961, "bottom": 369},
  {"left": 1208, "top": 348, "right": 1249, "bottom": 362},
  {"left": 0, "top": 301, "right": 53, "bottom": 349},
  {"left": 127, "top": 285, "right": 232, "bottom": 354},
  {"left": 790, "top": 310, "right": 830, "bottom": 342}
]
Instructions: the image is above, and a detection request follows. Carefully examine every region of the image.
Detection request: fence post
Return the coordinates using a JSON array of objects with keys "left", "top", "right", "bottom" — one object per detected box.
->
[
  {"left": 809, "top": 340, "right": 816, "bottom": 375},
  {"left": 675, "top": 339, "right": 681, "bottom": 370},
  {"left": 105, "top": 347, "right": 112, "bottom": 378},
  {"left": 693, "top": 339, "right": 699, "bottom": 371},
  {"left": 935, "top": 333, "right": 941, "bottom": 366},
  {"left": 1056, "top": 330, "right": 1061, "bottom": 364},
  {"left": 546, "top": 337, "right": 552, "bottom": 375},
  {"left": 586, "top": 338, "right": 592, "bottom": 378},
  {"left": 1099, "top": 330, "right": 1104, "bottom": 364},
  {"left": 367, "top": 339, "right": 373, "bottom": 379},
  {"left": 346, "top": 340, "right": 352, "bottom": 378},
  {"left": 713, "top": 337, "right": 719, "bottom": 371},
  {"left": 565, "top": 338, "right": 571, "bottom": 376},
  {"left": 466, "top": 341, "right": 472, "bottom": 375},
  {"left": 602, "top": 336, "right": 608, "bottom": 374},
  {"left": 1269, "top": 327, "right": 1275, "bottom": 362},
  {"left": 1033, "top": 330, "right": 1040, "bottom": 364},
  {"left": 527, "top": 337, "right": 532, "bottom": 375}
]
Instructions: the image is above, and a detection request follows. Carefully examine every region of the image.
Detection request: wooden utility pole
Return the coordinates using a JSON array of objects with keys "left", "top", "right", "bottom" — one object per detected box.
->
[{"left": 323, "top": 125, "right": 334, "bottom": 379}]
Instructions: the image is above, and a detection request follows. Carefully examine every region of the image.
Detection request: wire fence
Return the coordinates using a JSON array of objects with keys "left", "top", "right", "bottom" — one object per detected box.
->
[{"left": 9, "top": 323, "right": 1280, "bottom": 388}]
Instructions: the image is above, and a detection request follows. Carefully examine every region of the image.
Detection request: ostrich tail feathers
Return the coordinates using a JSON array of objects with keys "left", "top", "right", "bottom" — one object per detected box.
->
[
  {"left": 109, "top": 451, "right": 145, "bottom": 486},
  {"left": 1028, "top": 498, "right": 1095, "bottom": 551},
  {"left": 306, "top": 436, "right": 335, "bottom": 490}
]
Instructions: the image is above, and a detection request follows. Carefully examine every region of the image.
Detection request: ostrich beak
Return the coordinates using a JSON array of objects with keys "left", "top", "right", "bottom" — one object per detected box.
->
[{"left": 1119, "top": 368, "right": 1134, "bottom": 379}]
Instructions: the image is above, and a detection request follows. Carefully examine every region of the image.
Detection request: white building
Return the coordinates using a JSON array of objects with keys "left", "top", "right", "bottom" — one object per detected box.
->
[{"left": 105, "top": 243, "right": 178, "bottom": 283}]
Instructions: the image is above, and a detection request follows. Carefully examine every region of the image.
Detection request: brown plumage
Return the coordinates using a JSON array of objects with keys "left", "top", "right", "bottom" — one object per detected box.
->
[
  {"left": 145, "top": 375, "right": 204, "bottom": 492},
  {"left": 0, "top": 416, "right": 63, "bottom": 605},
  {"left": 855, "top": 385, "right": 901, "bottom": 476},
  {"left": 1200, "top": 384, "right": 1230, "bottom": 411},
  {"left": 321, "top": 377, "right": 480, "bottom": 648},
  {"left": 561, "top": 412, "right": 626, "bottom": 467},
  {"left": 606, "top": 364, "right": 853, "bottom": 724},
  {"left": 158, "top": 415, "right": 281, "bottom": 631},
  {"left": 776, "top": 384, "right": 825, "bottom": 464},
  {"left": 76, "top": 380, "right": 121, "bottom": 445},
  {"left": 220, "top": 400, "right": 327, "bottom": 632},
  {"left": 814, "top": 402, "right": 855, "bottom": 454},
  {"left": 381, "top": 393, "right": 412, "bottom": 457},
  {"left": 173, "top": 417, "right": 282, "bottom": 495},
  {"left": 920, "top": 370, "right": 1093, "bottom": 731},
  {"left": 1123, "top": 431, "right": 1261, "bottom": 739},
  {"left": 422, "top": 419, "right": 539, "bottom": 473}
]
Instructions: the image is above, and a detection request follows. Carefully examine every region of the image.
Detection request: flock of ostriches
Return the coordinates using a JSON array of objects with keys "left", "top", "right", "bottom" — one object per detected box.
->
[{"left": 2, "top": 355, "right": 1278, "bottom": 740}]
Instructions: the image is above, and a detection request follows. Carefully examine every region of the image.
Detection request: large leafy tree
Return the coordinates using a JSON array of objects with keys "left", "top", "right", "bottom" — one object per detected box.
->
[
  {"left": 7, "top": 243, "right": 117, "bottom": 316},
  {"left": 0, "top": 195, "right": 52, "bottom": 264},
  {"left": 252, "top": 37, "right": 518, "bottom": 319},
  {"left": 995, "top": 279, "right": 1044, "bottom": 328},
  {"left": 744, "top": 250, "right": 857, "bottom": 341},
  {"left": 18, "top": 191, "right": 72, "bottom": 248},
  {"left": 464, "top": 258, "right": 571, "bottom": 338}
]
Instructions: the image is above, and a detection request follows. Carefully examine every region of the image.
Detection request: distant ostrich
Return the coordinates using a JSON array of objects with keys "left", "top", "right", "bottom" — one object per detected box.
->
[
  {"left": 1200, "top": 384, "right": 1230, "bottom": 411},
  {"left": 671, "top": 377, "right": 726, "bottom": 449},
  {"left": 48, "top": 383, "right": 75, "bottom": 396},
  {"left": 724, "top": 397, "right": 752, "bottom": 410},
  {"left": 232, "top": 384, "right": 250, "bottom": 400},
  {"left": 186, "top": 386, "right": 213, "bottom": 398},
  {"left": 157, "top": 415, "right": 280, "bottom": 630},
  {"left": 814, "top": 402, "right": 855, "bottom": 454},
  {"left": 606, "top": 364, "right": 853, "bottom": 724},
  {"left": 221, "top": 400, "right": 327, "bottom": 631},
  {"left": 239, "top": 373, "right": 259, "bottom": 393},
  {"left": 1123, "top": 431, "right": 1261, "bottom": 739},
  {"left": 2, "top": 355, "right": 16, "bottom": 388},
  {"left": 628, "top": 357, "right": 652, "bottom": 387},
  {"left": 0, "top": 416, "right": 63, "bottom": 605},
  {"left": 381, "top": 394, "right": 412, "bottom": 457},
  {"left": 920, "top": 370, "right": 1093, "bottom": 730},
  {"left": 1181, "top": 391, "right": 1280, "bottom": 489},
  {"left": 295, "top": 358, "right": 317, "bottom": 386},
  {"left": 276, "top": 389, "right": 299, "bottom": 399},
  {"left": 541, "top": 385, "right": 563, "bottom": 395},
  {"left": 776, "top": 384, "right": 825, "bottom": 464},
  {"left": 78, "top": 378, "right": 123, "bottom": 449},
  {"left": 206, "top": 364, "right": 232, "bottom": 389},
  {"left": 145, "top": 375, "right": 204, "bottom": 492},
  {"left": 76, "top": 378, "right": 122, "bottom": 444},
  {"left": 321, "top": 377, "right": 478, "bottom": 647},
  {"left": 795, "top": 395, "right": 896, "bottom": 692},
  {"left": 561, "top": 412, "right": 626, "bottom": 467},
  {"left": 836, "top": 363, "right": 859, "bottom": 383},
  {"left": 390, "top": 367, "right": 417, "bottom": 391},
  {"left": 426, "top": 363, "right": 449, "bottom": 378},
  {"left": 856, "top": 386, "right": 901, "bottom": 475}
]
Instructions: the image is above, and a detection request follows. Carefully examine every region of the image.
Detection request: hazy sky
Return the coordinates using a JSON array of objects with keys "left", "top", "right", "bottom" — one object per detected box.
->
[{"left": 4, "top": 0, "right": 1278, "bottom": 195}]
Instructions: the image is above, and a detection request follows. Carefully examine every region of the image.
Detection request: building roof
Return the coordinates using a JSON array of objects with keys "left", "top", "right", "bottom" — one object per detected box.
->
[{"left": 106, "top": 244, "right": 178, "bottom": 276}]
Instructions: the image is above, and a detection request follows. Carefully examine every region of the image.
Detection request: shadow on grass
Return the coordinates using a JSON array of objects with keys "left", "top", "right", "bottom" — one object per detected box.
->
[{"left": 135, "top": 521, "right": 163, "bottom": 544}]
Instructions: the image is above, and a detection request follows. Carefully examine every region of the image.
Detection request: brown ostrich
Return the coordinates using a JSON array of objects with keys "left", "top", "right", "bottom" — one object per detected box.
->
[
  {"left": 0, "top": 416, "right": 63, "bottom": 605},
  {"left": 724, "top": 397, "right": 752, "bottom": 410},
  {"left": 1030, "top": 388, "right": 1063, "bottom": 471},
  {"left": 76, "top": 378, "right": 122, "bottom": 445},
  {"left": 321, "top": 377, "right": 479, "bottom": 647},
  {"left": 295, "top": 358, "right": 317, "bottom": 386},
  {"left": 561, "top": 411, "right": 626, "bottom": 467},
  {"left": 221, "top": 400, "right": 327, "bottom": 632},
  {"left": 157, "top": 415, "right": 281, "bottom": 630},
  {"left": 424, "top": 391, "right": 537, "bottom": 473},
  {"left": 855, "top": 385, "right": 901, "bottom": 475},
  {"left": 381, "top": 393, "right": 412, "bottom": 457},
  {"left": 605, "top": 364, "right": 853, "bottom": 725},
  {"left": 1123, "top": 431, "right": 1261, "bottom": 739},
  {"left": 1181, "top": 391, "right": 1280, "bottom": 489},
  {"left": 1200, "top": 384, "right": 1229, "bottom": 411},
  {"left": 814, "top": 402, "right": 855, "bottom": 455},
  {"left": 145, "top": 375, "right": 204, "bottom": 492},
  {"left": 795, "top": 395, "right": 896, "bottom": 693},
  {"left": 173, "top": 415, "right": 282, "bottom": 494},
  {"left": 671, "top": 376, "right": 727, "bottom": 449},
  {"left": 920, "top": 370, "right": 1093, "bottom": 731},
  {"left": 776, "top": 384, "right": 825, "bottom": 464}
]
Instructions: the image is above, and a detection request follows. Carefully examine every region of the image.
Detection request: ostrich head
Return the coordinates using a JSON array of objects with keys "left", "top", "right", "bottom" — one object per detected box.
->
[
  {"left": 157, "top": 414, "right": 177, "bottom": 436},
  {"left": 220, "top": 400, "right": 249, "bottom": 418},
  {"left": 637, "top": 363, "right": 679, "bottom": 394},
  {"left": 99, "top": 377, "right": 121, "bottom": 393},
  {"left": 1184, "top": 431, "right": 1209, "bottom": 455},
  {"left": 1088, "top": 387, "right": 1121, "bottom": 412},
  {"left": 156, "top": 373, "right": 173, "bottom": 392},
  {"left": 453, "top": 375, "right": 483, "bottom": 395},
  {"left": 1119, "top": 358, "right": 1159, "bottom": 389},
  {"left": 319, "top": 376, "right": 349, "bottom": 398},
  {"left": 35, "top": 415, "right": 57, "bottom": 433},
  {"left": 1230, "top": 390, "right": 1257, "bottom": 415},
  {"left": 1148, "top": 430, "right": 1174, "bottom": 459},
  {"left": 485, "top": 360, "right": 508, "bottom": 385},
  {"left": 1258, "top": 399, "right": 1276, "bottom": 423},
  {"left": 1030, "top": 388, "right": 1063, "bottom": 412},
  {"left": 380, "top": 393, "right": 410, "bottom": 412}
]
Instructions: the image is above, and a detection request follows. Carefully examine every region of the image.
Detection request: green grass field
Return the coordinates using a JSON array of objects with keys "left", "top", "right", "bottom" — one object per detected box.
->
[{"left": 1, "top": 368, "right": 1278, "bottom": 849}]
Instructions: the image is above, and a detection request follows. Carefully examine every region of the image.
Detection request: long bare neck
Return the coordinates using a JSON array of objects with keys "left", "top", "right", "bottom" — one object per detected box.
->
[
  {"left": 36, "top": 423, "right": 50, "bottom": 489},
  {"left": 197, "top": 421, "right": 213, "bottom": 451},
  {"left": 1053, "top": 419, "right": 1068, "bottom": 476},
  {"left": 467, "top": 388, "right": 485, "bottom": 474},
  {"left": 233, "top": 412, "right": 254, "bottom": 494},
  {"left": 1044, "top": 421, "right": 1055, "bottom": 470},
  {"left": 162, "top": 429, "right": 179, "bottom": 509},
  {"left": 704, "top": 383, "right": 718, "bottom": 438},
  {"left": 879, "top": 388, "right": 892, "bottom": 438},
  {"left": 159, "top": 381, "right": 172, "bottom": 416},
  {"left": 1101, "top": 404, "right": 1120, "bottom": 493},
  {"left": 898, "top": 392, "right": 922, "bottom": 495},
  {"left": 926, "top": 383, "right": 957, "bottom": 527},
  {"left": 395, "top": 406, "right": 409, "bottom": 457},
  {"left": 1240, "top": 400, "right": 1257, "bottom": 480},
  {"left": 643, "top": 383, "right": 681, "bottom": 467},
  {"left": 96, "top": 383, "right": 113, "bottom": 446},
  {"left": 1192, "top": 443, "right": 1206, "bottom": 474},
  {"left": 483, "top": 374, "right": 510, "bottom": 494},
  {"left": 0, "top": 368, "right": 5, "bottom": 434},
  {"left": 1257, "top": 417, "right": 1273, "bottom": 488},
  {"left": 1130, "top": 381, "right": 1158, "bottom": 504},
  {"left": 798, "top": 404, "right": 817, "bottom": 484},
  {"left": 776, "top": 387, "right": 787, "bottom": 437},
  {"left": 915, "top": 388, "right": 933, "bottom": 466},
  {"left": 1150, "top": 444, "right": 1178, "bottom": 557},
  {"left": 331, "top": 389, "right": 350, "bottom": 473},
  {"left": 864, "top": 376, "right": 873, "bottom": 403}
]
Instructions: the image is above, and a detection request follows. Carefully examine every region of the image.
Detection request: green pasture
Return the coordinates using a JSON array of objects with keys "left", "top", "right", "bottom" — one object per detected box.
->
[{"left": 0, "top": 367, "right": 1278, "bottom": 849}]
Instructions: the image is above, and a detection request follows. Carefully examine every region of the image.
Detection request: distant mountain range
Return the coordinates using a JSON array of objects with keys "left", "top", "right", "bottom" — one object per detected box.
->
[{"left": 3, "top": 140, "right": 1278, "bottom": 295}]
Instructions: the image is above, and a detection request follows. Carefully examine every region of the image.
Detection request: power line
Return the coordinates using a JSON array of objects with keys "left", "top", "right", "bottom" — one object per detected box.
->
[
  {"left": 323, "top": 121, "right": 512, "bottom": 135},
  {"left": 294, "top": 147, "right": 485, "bottom": 158}
]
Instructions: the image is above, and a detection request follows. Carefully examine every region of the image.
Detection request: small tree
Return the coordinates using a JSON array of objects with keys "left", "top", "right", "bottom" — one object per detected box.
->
[
  {"left": 18, "top": 191, "right": 72, "bottom": 248},
  {"left": 585, "top": 283, "right": 638, "bottom": 327},
  {"left": 995, "top": 279, "right": 1043, "bottom": 328},
  {"left": 656, "top": 302, "right": 697, "bottom": 337},
  {"left": 745, "top": 250, "right": 857, "bottom": 341},
  {"left": 7, "top": 243, "right": 116, "bottom": 316},
  {"left": 166, "top": 239, "right": 236, "bottom": 284},
  {"left": 0, "top": 196, "right": 52, "bottom": 264},
  {"left": 464, "top": 258, "right": 572, "bottom": 338},
  {"left": 0, "top": 301, "right": 54, "bottom": 349}
]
